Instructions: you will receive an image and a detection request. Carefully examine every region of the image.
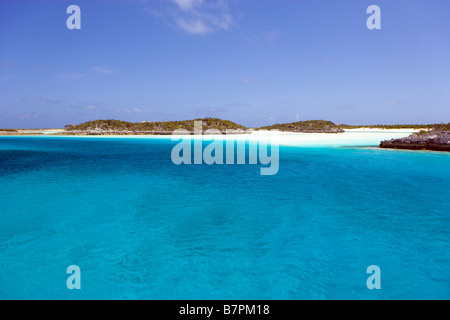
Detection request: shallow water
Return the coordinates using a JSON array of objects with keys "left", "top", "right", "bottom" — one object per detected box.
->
[{"left": 0, "top": 136, "right": 449, "bottom": 299}]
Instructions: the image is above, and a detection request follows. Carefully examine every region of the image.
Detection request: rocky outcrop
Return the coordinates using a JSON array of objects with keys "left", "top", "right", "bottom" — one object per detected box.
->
[{"left": 380, "top": 131, "right": 450, "bottom": 151}]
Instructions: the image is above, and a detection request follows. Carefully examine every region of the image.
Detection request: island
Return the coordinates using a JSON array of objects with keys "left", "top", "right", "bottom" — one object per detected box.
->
[
  {"left": 258, "top": 120, "right": 344, "bottom": 133},
  {"left": 2, "top": 120, "right": 449, "bottom": 143},
  {"left": 44, "top": 119, "right": 346, "bottom": 135},
  {"left": 0, "top": 129, "right": 18, "bottom": 134},
  {"left": 64, "top": 118, "right": 247, "bottom": 135},
  {"left": 380, "top": 123, "right": 450, "bottom": 152}
]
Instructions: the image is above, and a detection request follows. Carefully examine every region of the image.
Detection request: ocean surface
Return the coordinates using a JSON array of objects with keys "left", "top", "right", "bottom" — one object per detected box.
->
[{"left": 0, "top": 133, "right": 449, "bottom": 299}]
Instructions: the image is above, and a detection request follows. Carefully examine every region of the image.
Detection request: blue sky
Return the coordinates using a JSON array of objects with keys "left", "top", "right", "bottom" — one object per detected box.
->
[{"left": 1, "top": 0, "right": 449, "bottom": 128}]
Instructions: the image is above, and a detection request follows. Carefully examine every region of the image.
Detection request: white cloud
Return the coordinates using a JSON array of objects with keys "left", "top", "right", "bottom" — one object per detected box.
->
[
  {"left": 58, "top": 66, "right": 116, "bottom": 81},
  {"left": 384, "top": 99, "right": 406, "bottom": 105},
  {"left": 18, "top": 113, "right": 38, "bottom": 119},
  {"left": 123, "top": 108, "right": 150, "bottom": 114},
  {"left": 39, "top": 97, "right": 61, "bottom": 104},
  {"left": 263, "top": 31, "right": 280, "bottom": 42},
  {"left": 134, "top": 108, "right": 149, "bottom": 114},
  {"left": 155, "top": 0, "right": 234, "bottom": 34},
  {"left": 173, "top": 0, "right": 203, "bottom": 11},
  {"left": 59, "top": 72, "right": 90, "bottom": 80},
  {"left": 90, "top": 66, "right": 116, "bottom": 74},
  {"left": 176, "top": 18, "right": 211, "bottom": 34}
]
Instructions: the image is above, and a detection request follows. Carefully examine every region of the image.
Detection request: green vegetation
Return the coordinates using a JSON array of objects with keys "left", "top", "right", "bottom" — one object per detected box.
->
[
  {"left": 0, "top": 129, "right": 18, "bottom": 132},
  {"left": 65, "top": 119, "right": 450, "bottom": 135},
  {"left": 432, "top": 123, "right": 450, "bottom": 131},
  {"left": 259, "top": 120, "right": 344, "bottom": 133},
  {"left": 67, "top": 118, "right": 246, "bottom": 134},
  {"left": 414, "top": 123, "right": 450, "bottom": 135}
]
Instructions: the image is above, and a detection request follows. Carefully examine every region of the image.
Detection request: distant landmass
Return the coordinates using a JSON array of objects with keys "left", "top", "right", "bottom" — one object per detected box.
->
[
  {"left": 65, "top": 118, "right": 246, "bottom": 135},
  {"left": 380, "top": 123, "right": 450, "bottom": 151},
  {"left": 2, "top": 120, "right": 450, "bottom": 143},
  {"left": 339, "top": 124, "right": 441, "bottom": 130},
  {"left": 259, "top": 120, "right": 344, "bottom": 133},
  {"left": 64, "top": 118, "right": 345, "bottom": 135}
]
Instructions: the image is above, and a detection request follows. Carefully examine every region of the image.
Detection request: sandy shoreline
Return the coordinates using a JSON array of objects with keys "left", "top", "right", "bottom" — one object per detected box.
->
[
  {"left": 343, "top": 128, "right": 422, "bottom": 133},
  {"left": 0, "top": 129, "right": 65, "bottom": 135},
  {"left": 0, "top": 128, "right": 421, "bottom": 148},
  {"left": 0, "top": 128, "right": 421, "bottom": 135}
]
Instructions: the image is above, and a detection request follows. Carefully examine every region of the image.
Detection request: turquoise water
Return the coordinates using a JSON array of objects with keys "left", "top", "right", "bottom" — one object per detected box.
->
[{"left": 0, "top": 136, "right": 449, "bottom": 299}]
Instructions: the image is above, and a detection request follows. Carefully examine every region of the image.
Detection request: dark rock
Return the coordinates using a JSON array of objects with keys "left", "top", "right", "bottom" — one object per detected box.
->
[{"left": 380, "top": 131, "right": 450, "bottom": 152}]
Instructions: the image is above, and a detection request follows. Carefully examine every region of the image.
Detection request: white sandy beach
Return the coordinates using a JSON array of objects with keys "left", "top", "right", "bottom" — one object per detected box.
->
[
  {"left": 172, "top": 129, "right": 419, "bottom": 148},
  {"left": 1, "top": 128, "right": 419, "bottom": 148}
]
